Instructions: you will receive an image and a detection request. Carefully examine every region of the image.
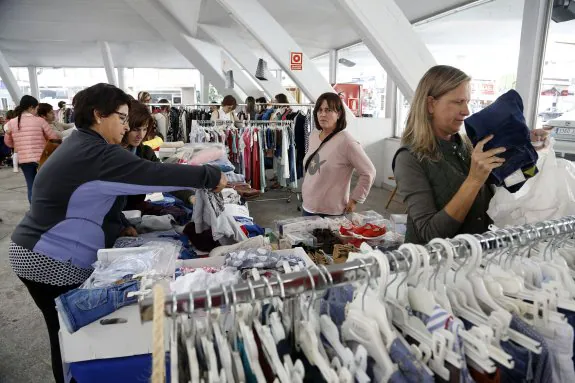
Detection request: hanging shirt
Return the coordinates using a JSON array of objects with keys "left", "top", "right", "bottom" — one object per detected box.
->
[{"left": 412, "top": 304, "right": 474, "bottom": 383}]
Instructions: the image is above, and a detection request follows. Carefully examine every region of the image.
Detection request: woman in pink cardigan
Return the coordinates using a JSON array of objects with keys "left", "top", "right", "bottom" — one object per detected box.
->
[{"left": 4, "top": 95, "right": 61, "bottom": 203}]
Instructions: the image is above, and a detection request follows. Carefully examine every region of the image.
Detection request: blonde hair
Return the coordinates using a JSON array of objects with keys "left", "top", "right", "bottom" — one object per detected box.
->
[{"left": 401, "top": 65, "right": 471, "bottom": 161}]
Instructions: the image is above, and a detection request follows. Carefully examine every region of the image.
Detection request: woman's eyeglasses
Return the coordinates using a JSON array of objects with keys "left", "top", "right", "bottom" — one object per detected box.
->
[{"left": 113, "top": 111, "right": 129, "bottom": 125}]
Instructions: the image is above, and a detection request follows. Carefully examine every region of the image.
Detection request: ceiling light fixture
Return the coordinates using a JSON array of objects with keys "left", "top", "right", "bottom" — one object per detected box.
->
[{"left": 338, "top": 58, "right": 356, "bottom": 67}]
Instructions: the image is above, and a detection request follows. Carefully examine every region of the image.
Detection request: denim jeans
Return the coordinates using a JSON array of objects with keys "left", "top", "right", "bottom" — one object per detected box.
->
[
  {"left": 55, "top": 279, "right": 139, "bottom": 333},
  {"left": 20, "top": 162, "right": 38, "bottom": 203}
]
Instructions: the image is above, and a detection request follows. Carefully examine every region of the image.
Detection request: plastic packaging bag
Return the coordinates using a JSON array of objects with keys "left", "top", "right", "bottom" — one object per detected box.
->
[
  {"left": 487, "top": 139, "right": 575, "bottom": 227},
  {"left": 81, "top": 241, "right": 180, "bottom": 289}
]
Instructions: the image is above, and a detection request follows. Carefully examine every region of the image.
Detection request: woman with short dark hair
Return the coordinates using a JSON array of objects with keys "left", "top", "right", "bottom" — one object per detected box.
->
[
  {"left": 7, "top": 83, "right": 227, "bottom": 383},
  {"left": 301, "top": 92, "right": 375, "bottom": 216}
]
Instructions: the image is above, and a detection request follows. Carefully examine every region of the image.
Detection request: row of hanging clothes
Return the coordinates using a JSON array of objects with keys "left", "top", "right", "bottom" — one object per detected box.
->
[
  {"left": 144, "top": 215, "right": 575, "bottom": 383},
  {"left": 152, "top": 104, "right": 315, "bottom": 182},
  {"left": 188, "top": 117, "right": 312, "bottom": 193},
  {"left": 149, "top": 105, "right": 215, "bottom": 144}
]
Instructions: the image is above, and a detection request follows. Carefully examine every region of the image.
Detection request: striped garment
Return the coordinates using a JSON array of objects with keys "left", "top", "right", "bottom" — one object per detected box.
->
[
  {"left": 225, "top": 172, "right": 246, "bottom": 183},
  {"left": 413, "top": 304, "right": 474, "bottom": 383}
]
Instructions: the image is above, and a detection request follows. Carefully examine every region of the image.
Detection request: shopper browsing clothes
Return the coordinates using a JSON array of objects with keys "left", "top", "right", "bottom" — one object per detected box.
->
[
  {"left": 37, "top": 103, "right": 75, "bottom": 133},
  {"left": 211, "top": 95, "right": 238, "bottom": 121},
  {"left": 122, "top": 100, "right": 195, "bottom": 208},
  {"left": 393, "top": 65, "right": 550, "bottom": 244},
  {"left": 8, "top": 83, "right": 227, "bottom": 383},
  {"left": 3, "top": 95, "right": 62, "bottom": 203},
  {"left": 301, "top": 92, "right": 376, "bottom": 217}
]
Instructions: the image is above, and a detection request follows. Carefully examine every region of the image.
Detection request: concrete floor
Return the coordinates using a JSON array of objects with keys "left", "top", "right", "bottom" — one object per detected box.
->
[{"left": 0, "top": 167, "right": 405, "bottom": 383}]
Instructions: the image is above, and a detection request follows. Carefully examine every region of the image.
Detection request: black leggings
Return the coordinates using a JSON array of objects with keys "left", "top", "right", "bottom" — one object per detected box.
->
[{"left": 18, "top": 276, "right": 80, "bottom": 383}]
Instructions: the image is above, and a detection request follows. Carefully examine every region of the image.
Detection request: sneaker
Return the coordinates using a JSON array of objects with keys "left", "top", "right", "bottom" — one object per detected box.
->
[
  {"left": 361, "top": 225, "right": 387, "bottom": 238},
  {"left": 352, "top": 224, "right": 374, "bottom": 236},
  {"left": 339, "top": 225, "right": 356, "bottom": 237}
]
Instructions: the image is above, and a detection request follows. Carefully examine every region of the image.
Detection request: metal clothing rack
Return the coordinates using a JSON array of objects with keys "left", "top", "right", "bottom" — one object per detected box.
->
[{"left": 139, "top": 215, "right": 575, "bottom": 321}]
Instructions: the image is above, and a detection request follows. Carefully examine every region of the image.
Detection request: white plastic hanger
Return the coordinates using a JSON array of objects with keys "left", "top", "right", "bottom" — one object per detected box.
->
[
  {"left": 296, "top": 269, "right": 338, "bottom": 383},
  {"left": 170, "top": 294, "right": 179, "bottom": 383},
  {"left": 457, "top": 234, "right": 506, "bottom": 314},
  {"left": 404, "top": 244, "right": 438, "bottom": 317},
  {"left": 384, "top": 249, "right": 463, "bottom": 370},
  {"left": 428, "top": 238, "right": 455, "bottom": 314},
  {"left": 236, "top": 285, "right": 266, "bottom": 383},
  {"left": 226, "top": 285, "right": 246, "bottom": 383}
]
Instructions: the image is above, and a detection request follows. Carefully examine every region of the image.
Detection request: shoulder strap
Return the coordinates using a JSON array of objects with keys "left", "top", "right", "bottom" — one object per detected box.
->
[{"left": 304, "top": 131, "right": 340, "bottom": 173}]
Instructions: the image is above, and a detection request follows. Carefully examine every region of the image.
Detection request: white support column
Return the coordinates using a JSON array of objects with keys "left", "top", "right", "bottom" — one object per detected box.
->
[
  {"left": 215, "top": 0, "right": 341, "bottom": 105},
  {"left": 515, "top": 0, "right": 553, "bottom": 129},
  {"left": 125, "top": 0, "right": 244, "bottom": 101},
  {"left": 328, "top": 50, "right": 338, "bottom": 84},
  {"left": 200, "top": 24, "right": 293, "bottom": 101},
  {"left": 99, "top": 41, "right": 118, "bottom": 87},
  {"left": 335, "top": 0, "right": 436, "bottom": 101},
  {"left": 27, "top": 66, "right": 39, "bottom": 99},
  {"left": 200, "top": 74, "right": 209, "bottom": 103},
  {"left": 117, "top": 67, "right": 126, "bottom": 91},
  {"left": 385, "top": 75, "right": 397, "bottom": 120},
  {"left": 0, "top": 49, "right": 22, "bottom": 104}
]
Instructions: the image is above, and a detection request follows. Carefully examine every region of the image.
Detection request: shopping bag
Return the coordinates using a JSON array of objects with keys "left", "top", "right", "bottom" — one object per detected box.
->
[{"left": 487, "top": 139, "right": 575, "bottom": 227}]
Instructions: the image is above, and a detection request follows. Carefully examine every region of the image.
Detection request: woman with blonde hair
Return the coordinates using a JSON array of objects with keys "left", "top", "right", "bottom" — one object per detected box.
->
[{"left": 393, "top": 65, "right": 548, "bottom": 244}]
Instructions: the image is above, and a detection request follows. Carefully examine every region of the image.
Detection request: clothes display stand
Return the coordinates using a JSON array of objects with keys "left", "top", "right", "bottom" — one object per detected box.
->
[{"left": 144, "top": 215, "right": 575, "bottom": 383}]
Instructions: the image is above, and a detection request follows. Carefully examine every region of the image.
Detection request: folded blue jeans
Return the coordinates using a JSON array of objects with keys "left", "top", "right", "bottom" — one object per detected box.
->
[
  {"left": 55, "top": 279, "right": 140, "bottom": 333},
  {"left": 464, "top": 90, "right": 538, "bottom": 190}
]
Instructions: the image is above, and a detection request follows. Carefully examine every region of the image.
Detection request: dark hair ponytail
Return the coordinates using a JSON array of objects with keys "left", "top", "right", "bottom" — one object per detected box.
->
[{"left": 15, "top": 95, "right": 39, "bottom": 129}]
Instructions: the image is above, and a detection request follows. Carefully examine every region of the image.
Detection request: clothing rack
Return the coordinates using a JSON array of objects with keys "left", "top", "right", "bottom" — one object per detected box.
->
[{"left": 139, "top": 215, "right": 575, "bottom": 321}]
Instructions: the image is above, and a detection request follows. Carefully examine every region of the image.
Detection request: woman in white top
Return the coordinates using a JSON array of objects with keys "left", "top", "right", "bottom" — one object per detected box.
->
[{"left": 211, "top": 95, "right": 238, "bottom": 122}]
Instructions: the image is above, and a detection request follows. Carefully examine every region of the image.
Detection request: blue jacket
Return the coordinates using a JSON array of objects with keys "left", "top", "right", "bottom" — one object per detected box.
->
[
  {"left": 11, "top": 128, "right": 221, "bottom": 269},
  {"left": 464, "top": 90, "right": 538, "bottom": 187}
]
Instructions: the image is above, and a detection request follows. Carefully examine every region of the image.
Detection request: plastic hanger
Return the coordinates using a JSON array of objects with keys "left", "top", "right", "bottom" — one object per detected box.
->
[
  {"left": 236, "top": 282, "right": 266, "bottom": 383},
  {"left": 384, "top": 250, "right": 463, "bottom": 370},
  {"left": 347, "top": 251, "right": 397, "bottom": 348},
  {"left": 211, "top": 288, "right": 234, "bottom": 383},
  {"left": 457, "top": 234, "right": 506, "bottom": 314},
  {"left": 297, "top": 269, "right": 339, "bottom": 383},
  {"left": 170, "top": 293, "right": 180, "bottom": 383},
  {"left": 185, "top": 290, "right": 200, "bottom": 383},
  {"left": 226, "top": 285, "right": 246, "bottom": 383},
  {"left": 202, "top": 289, "right": 223, "bottom": 383},
  {"left": 405, "top": 244, "right": 438, "bottom": 317},
  {"left": 428, "top": 238, "right": 455, "bottom": 314}
]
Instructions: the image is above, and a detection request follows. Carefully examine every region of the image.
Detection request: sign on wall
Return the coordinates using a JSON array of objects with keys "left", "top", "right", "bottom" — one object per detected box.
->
[{"left": 290, "top": 52, "right": 303, "bottom": 71}]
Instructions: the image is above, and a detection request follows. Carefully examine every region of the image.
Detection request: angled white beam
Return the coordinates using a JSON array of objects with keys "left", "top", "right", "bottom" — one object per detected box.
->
[
  {"left": 215, "top": 0, "right": 338, "bottom": 105},
  {"left": 515, "top": 0, "right": 553, "bottom": 129},
  {"left": 99, "top": 41, "right": 118, "bottom": 86},
  {"left": 200, "top": 24, "right": 293, "bottom": 102},
  {"left": 27, "top": 66, "right": 39, "bottom": 99},
  {"left": 335, "top": 0, "right": 436, "bottom": 101},
  {"left": 0, "top": 49, "right": 23, "bottom": 104},
  {"left": 125, "top": 0, "right": 243, "bottom": 101},
  {"left": 161, "top": 0, "right": 203, "bottom": 36}
]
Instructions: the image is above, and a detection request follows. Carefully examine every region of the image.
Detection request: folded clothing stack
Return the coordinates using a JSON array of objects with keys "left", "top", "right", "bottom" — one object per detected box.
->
[{"left": 464, "top": 89, "right": 538, "bottom": 193}]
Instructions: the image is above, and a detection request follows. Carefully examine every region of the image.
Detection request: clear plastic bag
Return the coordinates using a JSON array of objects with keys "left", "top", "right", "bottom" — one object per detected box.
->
[
  {"left": 487, "top": 140, "right": 575, "bottom": 227},
  {"left": 81, "top": 241, "right": 180, "bottom": 289}
]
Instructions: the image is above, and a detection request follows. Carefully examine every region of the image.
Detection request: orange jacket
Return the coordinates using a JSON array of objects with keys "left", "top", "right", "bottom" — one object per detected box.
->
[{"left": 4, "top": 113, "right": 61, "bottom": 164}]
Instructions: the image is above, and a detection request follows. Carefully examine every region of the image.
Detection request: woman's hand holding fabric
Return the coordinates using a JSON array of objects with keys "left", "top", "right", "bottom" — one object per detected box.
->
[{"left": 468, "top": 135, "right": 506, "bottom": 186}]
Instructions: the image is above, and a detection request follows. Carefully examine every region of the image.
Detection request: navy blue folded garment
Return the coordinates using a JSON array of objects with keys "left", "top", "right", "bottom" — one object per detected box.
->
[{"left": 464, "top": 90, "right": 538, "bottom": 191}]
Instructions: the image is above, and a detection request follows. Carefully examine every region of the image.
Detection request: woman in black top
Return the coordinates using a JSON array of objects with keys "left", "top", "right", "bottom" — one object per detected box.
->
[{"left": 122, "top": 100, "right": 195, "bottom": 209}]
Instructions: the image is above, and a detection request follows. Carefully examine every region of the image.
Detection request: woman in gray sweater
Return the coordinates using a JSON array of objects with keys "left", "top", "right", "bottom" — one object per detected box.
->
[{"left": 393, "top": 65, "right": 548, "bottom": 244}]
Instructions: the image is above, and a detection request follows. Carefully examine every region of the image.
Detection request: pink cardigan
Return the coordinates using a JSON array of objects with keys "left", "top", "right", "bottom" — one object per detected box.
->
[{"left": 4, "top": 113, "right": 61, "bottom": 164}]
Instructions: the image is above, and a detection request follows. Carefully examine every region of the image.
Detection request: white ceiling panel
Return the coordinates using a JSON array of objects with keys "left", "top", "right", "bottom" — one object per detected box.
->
[{"left": 0, "top": 0, "right": 524, "bottom": 69}]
